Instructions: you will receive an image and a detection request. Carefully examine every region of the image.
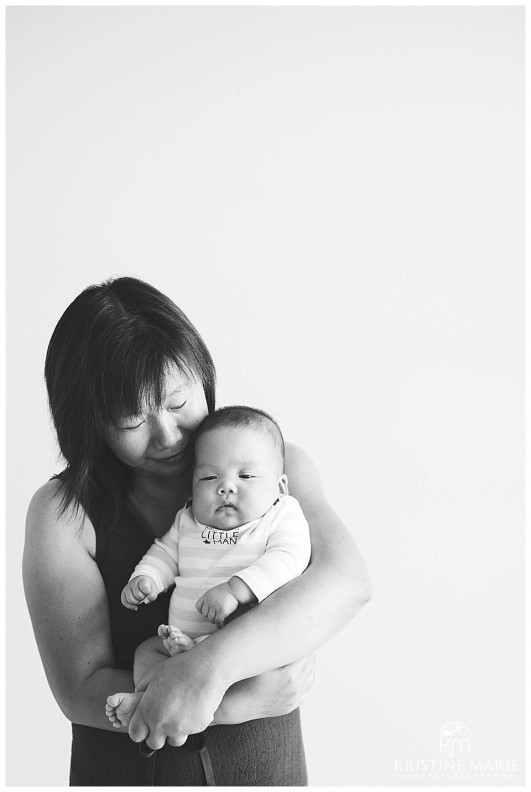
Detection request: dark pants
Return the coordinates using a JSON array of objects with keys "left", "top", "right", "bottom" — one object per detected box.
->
[{"left": 70, "top": 709, "right": 307, "bottom": 786}]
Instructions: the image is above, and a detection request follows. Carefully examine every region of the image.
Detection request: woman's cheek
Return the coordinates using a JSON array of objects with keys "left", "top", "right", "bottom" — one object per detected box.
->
[{"left": 115, "top": 431, "right": 148, "bottom": 466}]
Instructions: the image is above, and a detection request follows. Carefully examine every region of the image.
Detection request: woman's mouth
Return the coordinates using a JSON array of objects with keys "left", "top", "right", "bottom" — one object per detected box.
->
[{"left": 153, "top": 448, "right": 186, "bottom": 463}]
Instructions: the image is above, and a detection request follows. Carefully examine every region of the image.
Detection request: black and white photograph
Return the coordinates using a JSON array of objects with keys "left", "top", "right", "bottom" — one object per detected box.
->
[{"left": 5, "top": 4, "right": 525, "bottom": 786}]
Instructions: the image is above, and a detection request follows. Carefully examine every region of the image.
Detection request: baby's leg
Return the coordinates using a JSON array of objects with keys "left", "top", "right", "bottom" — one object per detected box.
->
[
  {"left": 133, "top": 634, "right": 170, "bottom": 691},
  {"left": 105, "top": 692, "right": 143, "bottom": 728},
  {"left": 158, "top": 624, "right": 195, "bottom": 655}
]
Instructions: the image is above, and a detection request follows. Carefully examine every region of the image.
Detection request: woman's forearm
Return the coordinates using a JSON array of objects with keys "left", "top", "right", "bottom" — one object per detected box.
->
[
  {"left": 58, "top": 667, "right": 134, "bottom": 732},
  {"left": 193, "top": 530, "right": 371, "bottom": 688},
  {"left": 212, "top": 655, "right": 316, "bottom": 725}
]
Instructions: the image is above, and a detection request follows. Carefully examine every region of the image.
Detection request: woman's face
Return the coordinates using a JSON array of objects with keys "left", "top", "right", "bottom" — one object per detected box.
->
[{"left": 103, "top": 367, "right": 208, "bottom": 478}]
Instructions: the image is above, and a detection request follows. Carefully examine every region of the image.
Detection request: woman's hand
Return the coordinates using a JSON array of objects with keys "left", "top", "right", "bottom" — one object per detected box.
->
[
  {"left": 214, "top": 655, "right": 316, "bottom": 725},
  {"left": 128, "top": 644, "right": 226, "bottom": 749},
  {"left": 129, "top": 647, "right": 315, "bottom": 748}
]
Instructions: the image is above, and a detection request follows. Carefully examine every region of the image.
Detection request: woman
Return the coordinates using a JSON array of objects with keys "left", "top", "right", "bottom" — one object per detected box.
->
[{"left": 23, "top": 277, "right": 372, "bottom": 786}]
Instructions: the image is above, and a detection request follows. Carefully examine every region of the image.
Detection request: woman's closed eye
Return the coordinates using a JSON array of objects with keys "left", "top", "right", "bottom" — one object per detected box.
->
[
  {"left": 170, "top": 400, "right": 187, "bottom": 411},
  {"left": 116, "top": 419, "right": 146, "bottom": 431}
]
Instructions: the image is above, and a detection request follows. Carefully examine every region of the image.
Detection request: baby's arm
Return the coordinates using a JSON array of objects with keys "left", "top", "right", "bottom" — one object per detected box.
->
[
  {"left": 124, "top": 511, "right": 183, "bottom": 607},
  {"left": 235, "top": 496, "right": 311, "bottom": 602}
]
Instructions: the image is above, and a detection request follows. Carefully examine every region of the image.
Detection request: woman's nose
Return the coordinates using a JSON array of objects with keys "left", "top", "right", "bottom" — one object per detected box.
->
[{"left": 152, "top": 413, "right": 181, "bottom": 448}]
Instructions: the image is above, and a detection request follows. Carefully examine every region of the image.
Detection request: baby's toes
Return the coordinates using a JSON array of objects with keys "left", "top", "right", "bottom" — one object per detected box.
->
[
  {"left": 158, "top": 624, "right": 170, "bottom": 639},
  {"left": 105, "top": 707, "right": 120, "bottom": 725}
]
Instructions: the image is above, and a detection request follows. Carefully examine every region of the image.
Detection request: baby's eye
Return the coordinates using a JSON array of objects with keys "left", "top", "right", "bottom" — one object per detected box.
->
[
  {"left": 239, "top": 474, "right": 255, "bottom": 479},
  {"left": 200, "top": 476, "right": 217, "bottom": 481}
]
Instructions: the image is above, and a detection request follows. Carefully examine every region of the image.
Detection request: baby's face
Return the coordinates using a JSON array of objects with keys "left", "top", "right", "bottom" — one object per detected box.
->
[{"left": 192, "top": 425, "right": 287, "bottom": 530}]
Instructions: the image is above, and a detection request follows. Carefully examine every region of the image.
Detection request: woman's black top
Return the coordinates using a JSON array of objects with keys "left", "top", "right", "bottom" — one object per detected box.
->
[{"left": 69, "top": 495, "right": 307, "bottom": 786}]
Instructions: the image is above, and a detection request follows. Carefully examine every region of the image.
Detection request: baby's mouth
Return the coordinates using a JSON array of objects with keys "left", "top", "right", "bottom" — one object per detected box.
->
[{"left": 217, "top": 502, "right": 236, "bottom": 511}]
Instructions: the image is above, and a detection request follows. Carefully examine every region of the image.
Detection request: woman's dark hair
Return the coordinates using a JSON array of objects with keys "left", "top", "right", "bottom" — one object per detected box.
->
[{"left": 45, "top": 276, "right": 216, "bottom": 522}]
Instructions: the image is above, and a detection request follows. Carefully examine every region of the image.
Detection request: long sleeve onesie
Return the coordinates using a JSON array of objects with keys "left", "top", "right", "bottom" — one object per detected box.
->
[{"left": 130, "top": 494, "right": 311, "bottom": 640}]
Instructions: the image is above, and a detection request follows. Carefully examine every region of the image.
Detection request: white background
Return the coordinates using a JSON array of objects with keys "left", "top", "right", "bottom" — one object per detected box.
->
[{"left": 6, "top": 6, "right": 524, "bottom": 786}]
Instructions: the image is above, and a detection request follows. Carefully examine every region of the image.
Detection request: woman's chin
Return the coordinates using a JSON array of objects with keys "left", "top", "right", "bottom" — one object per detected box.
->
[{"left": 146, "top": 447, "right": 193, "bottom": 474}]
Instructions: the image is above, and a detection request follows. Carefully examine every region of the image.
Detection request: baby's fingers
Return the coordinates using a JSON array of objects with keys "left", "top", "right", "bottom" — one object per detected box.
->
[
  {"left": 121, "top": 586, "right": 140, "bottom": 610},
  {"left": 137, "top": 577, "right": 156, "bottom": 603}
]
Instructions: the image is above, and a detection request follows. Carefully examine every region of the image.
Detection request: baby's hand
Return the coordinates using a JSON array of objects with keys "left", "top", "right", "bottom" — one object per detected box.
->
[
  {"left": 196, "top": 583, "right": 239, "bottom": 628},
  {"left": 121, "top": 576, "right": 158, "bottom": 610}
]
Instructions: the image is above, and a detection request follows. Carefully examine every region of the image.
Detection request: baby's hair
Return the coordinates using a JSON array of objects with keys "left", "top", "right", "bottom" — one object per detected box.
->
[{"left": 194, "top": 406, "right": 285, "bottom": 472}]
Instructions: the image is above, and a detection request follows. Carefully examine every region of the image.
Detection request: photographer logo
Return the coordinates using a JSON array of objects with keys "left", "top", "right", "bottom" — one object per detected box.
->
[
  {"left": 393, "top": 722, "right": 519, "bottom": 782},
  {"left": 439, "top": 722, "right": 471, "bottom": 759}
]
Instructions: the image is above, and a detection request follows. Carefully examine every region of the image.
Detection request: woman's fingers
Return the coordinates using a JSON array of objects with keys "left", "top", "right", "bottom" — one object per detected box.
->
[
  {"left": 129, "top": 719, "right": 167, "bottom": 752},
  {"left": 278, "top": 654, "right": 316, "bottom": 710},
  {"left": 128, "top": 707, "right": 184, "bottom": 751},
  {"left": 144, "top": 732, "right": 167, "bottom": 752},
  {"left": 128, "top": 710, "right": 149, "bottom": 744},
  {"left": 166, "top": 731, "right": 191, "bottom": 748},
  {"left": 300, "top": 654, "right": 317, "bottom": 700}
]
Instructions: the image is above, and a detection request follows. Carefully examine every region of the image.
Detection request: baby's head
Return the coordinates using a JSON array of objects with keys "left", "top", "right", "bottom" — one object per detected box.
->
[{"left": 192, "top": 406, "right": 288, "bottom": 530}]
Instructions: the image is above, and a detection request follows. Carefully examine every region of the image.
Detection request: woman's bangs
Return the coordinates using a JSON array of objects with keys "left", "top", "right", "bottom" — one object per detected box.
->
[{"left": 102, "top": 350, "right": 196, "bottom": 424}]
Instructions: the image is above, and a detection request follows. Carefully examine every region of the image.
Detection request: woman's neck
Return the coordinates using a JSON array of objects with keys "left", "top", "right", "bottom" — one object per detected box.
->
[{"left": 128, "top": 469, "right": 192, "bottom": 537}]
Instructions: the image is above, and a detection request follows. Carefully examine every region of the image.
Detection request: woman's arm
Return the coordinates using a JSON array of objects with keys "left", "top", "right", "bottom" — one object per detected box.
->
[
  {"left": 23, "top": 480, "right": 134, "bottom": 732},
  {"left": 133, "top": 636, "right": 316, "bottom": 725},
  {"left": 128, "top": 443, "right": 372, "bottom": 748},
  {"left": 24, "top": 479, "right": 319, "bottom": 734}
]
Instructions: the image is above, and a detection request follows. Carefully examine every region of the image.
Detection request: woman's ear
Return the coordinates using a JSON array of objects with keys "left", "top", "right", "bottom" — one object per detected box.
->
[{"left": 279, "top": 474, "right": 289, "bottom": 495}]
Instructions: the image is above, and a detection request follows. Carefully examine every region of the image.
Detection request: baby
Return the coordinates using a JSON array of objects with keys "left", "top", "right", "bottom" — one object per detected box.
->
[{"left": 106, "top": 405, "right": 311, "bottom": 728}]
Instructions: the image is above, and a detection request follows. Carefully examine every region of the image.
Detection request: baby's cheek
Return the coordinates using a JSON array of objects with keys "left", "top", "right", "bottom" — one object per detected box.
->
[{"left": 193, "top": 498, "right": 211, "bottom": 524}]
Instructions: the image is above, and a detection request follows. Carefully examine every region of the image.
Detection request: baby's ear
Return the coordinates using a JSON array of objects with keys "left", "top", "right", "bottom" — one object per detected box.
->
[{"left": 279, "top": 474, "right": 289, "bottom": 495}]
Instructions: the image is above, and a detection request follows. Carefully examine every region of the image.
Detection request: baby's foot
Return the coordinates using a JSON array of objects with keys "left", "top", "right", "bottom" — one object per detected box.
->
[
  {"left": 105, "top": 691, "right": 143, "bottom": 728},
  {"left": 158, "top": 624, "right": 195, "bottom": 655}
]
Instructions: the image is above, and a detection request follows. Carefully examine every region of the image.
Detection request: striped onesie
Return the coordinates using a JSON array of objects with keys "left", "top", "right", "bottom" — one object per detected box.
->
[{"left": 130, "top": 495, "right": 311, "bottom": 640}]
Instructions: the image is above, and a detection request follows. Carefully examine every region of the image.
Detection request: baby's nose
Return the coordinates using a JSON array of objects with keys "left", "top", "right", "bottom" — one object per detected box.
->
[{"left": 217, "top": 479, "right": 236, "bottom": 495}]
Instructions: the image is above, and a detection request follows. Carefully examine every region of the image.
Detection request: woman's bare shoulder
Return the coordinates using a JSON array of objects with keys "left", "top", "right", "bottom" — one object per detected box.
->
[
  {"left": 284, "top": 441, "right": 314, "bottom": 469},
  {"left": 284, "top": 442, "right": 325, "bottom": 498},
  {"left": 28, "top": 478, "right": 63, "bottom": 511},
  {"left": 26, "top": 478, "right": 96, "bottom": 556},
  {"left": 284, "top": 440, "right": 303, "bottom": 460}
]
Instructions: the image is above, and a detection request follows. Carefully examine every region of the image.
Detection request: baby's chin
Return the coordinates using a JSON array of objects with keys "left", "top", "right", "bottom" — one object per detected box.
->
[
  {"left": 209, "top": 515, "right": 246, "bottom": 531},
  {"left": 199, "top": 509, "right": 253, "bottom": 531}
]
